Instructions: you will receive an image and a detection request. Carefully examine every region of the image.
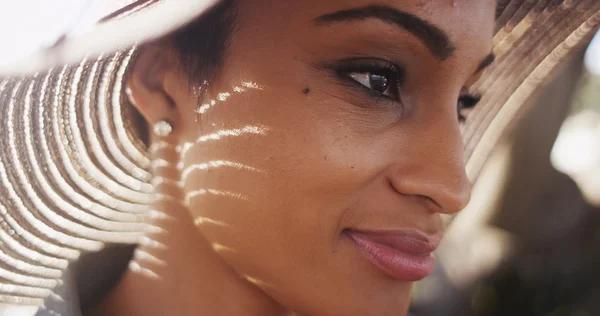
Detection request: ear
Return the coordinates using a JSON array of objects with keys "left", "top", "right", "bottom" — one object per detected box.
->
[{"left": 126, "top": 42, "right": 190, "bottom": 136}]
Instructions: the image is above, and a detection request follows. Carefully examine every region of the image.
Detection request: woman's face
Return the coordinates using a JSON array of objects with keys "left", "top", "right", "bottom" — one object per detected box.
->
[{"left": 147, "top": 0, "right": 495, "bottom": 314}]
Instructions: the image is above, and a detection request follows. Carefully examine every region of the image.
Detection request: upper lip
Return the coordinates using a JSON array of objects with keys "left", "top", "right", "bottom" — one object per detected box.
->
[{"left": 345, "top": 228, "right": 442, "bottom": 255}]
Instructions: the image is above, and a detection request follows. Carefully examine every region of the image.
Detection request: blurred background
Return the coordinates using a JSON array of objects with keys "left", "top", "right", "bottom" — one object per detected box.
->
[
  {"left": 411, "top": 31, "right": 600, "bottom": 316},
  {"left": 0, "top": 1, "right": 599, "bottom": 315}
]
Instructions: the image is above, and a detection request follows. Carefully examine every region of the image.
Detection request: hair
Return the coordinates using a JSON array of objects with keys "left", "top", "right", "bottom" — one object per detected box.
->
[
  {"left": 127, "top": 0, "right": 237, "bottom": 145},
  {"left": 171, "top": 0, "right": 238, "bottom": 92}
]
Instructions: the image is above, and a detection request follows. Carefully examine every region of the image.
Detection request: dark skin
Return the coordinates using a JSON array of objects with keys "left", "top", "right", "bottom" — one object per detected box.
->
[{"left": 92, "top": 0, "right": 495, "bottom": 315}]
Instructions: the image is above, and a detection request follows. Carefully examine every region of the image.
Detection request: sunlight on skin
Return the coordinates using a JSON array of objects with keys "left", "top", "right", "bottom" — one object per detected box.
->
[
  {"left": 150, "top": 193, "right": 181, "bottom": 205},
  {"left": 194, "top": 216, "right": 231, "bottom": 227},
  {"left": 150, "top": 177, "right": 183, "bottom": 188},
  {"left": 128, "top": 260, "right": 161, "bottom": 280},
  {"left": 142, "top": 222, "right": 166, "bottom": 235},
  {"left": 242, "top": 275, "right": 275, "bottom": 292},
  {"left": 148, "top": 141, "right": 179, "bottom": 153},
  {"left": 148, "top": 209, "right": 170, "bottom": 219},
  {"left": 129, "top": 236, "right": 168, "bottom": 279},
  {"left": 195, "top": 125, "right": 269, "bottom": 143},
  {"left": 138, "top": 236, "right": 167, "bottom": 250},
  {"left": 123, "top": 83, "right": 268, "bottom": 300},
  {"left": 180, "top": 160, "right": 264, "bottom": 183},
  {"left": 211, "top": 243, "right": 236, "bottom": 253},
  {"left": 149, "top": 159, "right": 174, "bottom": 169},
  {"left": 133, "top": 249, "right": 167, "bottom": 267},
  {"left": 195, "top": 81, "right": 263, "bottom": 115},
  {"left": 240, "top": 81, "right": 263, "bottom": 90},
  {"left": 179, "top": 125, "right": 269, "bottom": 161},
  {"left": 217, "top": 92, "right": 231, "bottom": 101},
  {"left": 185, "top": 188, "right": 251, "bottom": 205}
]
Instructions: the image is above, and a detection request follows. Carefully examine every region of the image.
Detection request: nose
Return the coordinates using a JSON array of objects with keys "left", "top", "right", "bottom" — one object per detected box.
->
[{"left": 389, "top": 120, "right": 472, "bottom": 215}]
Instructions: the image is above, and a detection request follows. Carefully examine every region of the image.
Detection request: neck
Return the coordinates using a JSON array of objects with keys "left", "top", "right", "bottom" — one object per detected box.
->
[
  {"left": 88, "top": 205, "right": 286, "bottom": 316},
  {"left": 89, "top": 139, "right": 286, "bottom": 316}
]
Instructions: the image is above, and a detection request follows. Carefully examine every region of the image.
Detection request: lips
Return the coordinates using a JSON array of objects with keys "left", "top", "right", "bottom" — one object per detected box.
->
[{"left": 345, "top": 229, "right": 441, "bottom": 281}]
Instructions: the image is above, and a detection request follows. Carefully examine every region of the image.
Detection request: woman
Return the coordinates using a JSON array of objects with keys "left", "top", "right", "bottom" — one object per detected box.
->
[
  {"left": 0, "top": 0, "right": 597, "bottom": 315},
  {"left": 99, "top": 1, "right": 488, "bottom": 315}
]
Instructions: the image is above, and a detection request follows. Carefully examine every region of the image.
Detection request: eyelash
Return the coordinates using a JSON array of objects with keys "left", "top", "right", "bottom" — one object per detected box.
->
[
  {"left": 333, "top": 58, "right": 481, "bottom": 122},
  {"left": 457, "top": 93, "right": 481, "bottom": 122},
  {"left": 333, "top": 58, "right": 405, "bottom": 106}
]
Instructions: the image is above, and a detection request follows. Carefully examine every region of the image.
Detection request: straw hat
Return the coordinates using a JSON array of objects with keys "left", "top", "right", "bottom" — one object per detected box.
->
[{"left": 0, "top": 0, "right": 598, "bottom": 313}]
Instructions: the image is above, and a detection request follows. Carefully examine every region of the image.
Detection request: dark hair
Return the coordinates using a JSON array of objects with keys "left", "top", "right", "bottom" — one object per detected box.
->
[
  {"left": 171, "top": 0, "right": 237, "bottom": 94},
  {"left": 127, "top": 0, "right": 236, "bottom": 145}
]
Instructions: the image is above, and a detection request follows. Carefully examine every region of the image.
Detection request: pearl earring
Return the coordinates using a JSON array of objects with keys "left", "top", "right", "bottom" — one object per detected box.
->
[
  {"left": 153, "top": 120, "right": 173, "bottom": 137},
  {"left": 126, "top": 88, "right": 173, "bottom": 138}
]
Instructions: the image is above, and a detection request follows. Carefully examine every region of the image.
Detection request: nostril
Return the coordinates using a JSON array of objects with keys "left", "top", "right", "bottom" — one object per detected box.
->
[
  {"left": 432, "top": 186, "right": 471, "bottom": 214},
  {"left": 389, "top": 180, "right": 442, "bottom": 212},
  {"left": 414, "top": 195, "right": 441, "bottom": 212}
]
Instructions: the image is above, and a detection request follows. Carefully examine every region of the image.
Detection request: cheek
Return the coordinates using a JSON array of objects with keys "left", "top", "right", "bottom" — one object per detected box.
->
[{"left": 177, "top": 87, "right": 382, "bottom": 277}]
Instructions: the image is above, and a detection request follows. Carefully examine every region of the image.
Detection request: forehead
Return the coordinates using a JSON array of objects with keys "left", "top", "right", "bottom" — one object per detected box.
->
[{"left": 235, "top": 0, "right": 496, "bottom": 61}]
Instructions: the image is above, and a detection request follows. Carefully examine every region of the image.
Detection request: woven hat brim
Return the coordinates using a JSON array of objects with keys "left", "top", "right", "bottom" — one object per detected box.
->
[
  {"left": 0, "top": 0, "right": 219, "bottom": 77},
  {"left": 0, "top": 0, "right": 598, "bottom": 311},
  {"left": 464, "top": 0, "right": 600, "bottom": 179}
]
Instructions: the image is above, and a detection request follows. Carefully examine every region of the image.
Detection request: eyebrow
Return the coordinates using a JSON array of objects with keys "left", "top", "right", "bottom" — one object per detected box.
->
[{"left": 315, "top": 5, "right": 456, "bottom": 60}]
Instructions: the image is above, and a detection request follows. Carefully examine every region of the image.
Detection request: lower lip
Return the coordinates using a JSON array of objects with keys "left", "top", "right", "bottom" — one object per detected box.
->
[{"left": 346, "top": 231, "right": 435, "bottom": 281}]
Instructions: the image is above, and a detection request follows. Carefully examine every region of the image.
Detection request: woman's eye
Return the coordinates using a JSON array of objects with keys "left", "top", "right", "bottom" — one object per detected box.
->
[
  {"left": 349, "top": 72, "right": 389, "bottom": 93},
  {"left": 331, "top": 58, "right": 404, "bottom": 102},
  {"left": 347, "top": 70, "right": 398, "bottom": 99}
]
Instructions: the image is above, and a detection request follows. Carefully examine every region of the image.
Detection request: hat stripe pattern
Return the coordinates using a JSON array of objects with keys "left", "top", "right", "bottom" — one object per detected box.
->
[
  {"left": 71, "top": 57, "right": 149, "bottom": 198},
  {"left": 0, "top": 0, "right": 597, "bottom": 310},
  {"left": 463, "top": 0, "right": 600, "bottom": 178},
  {"left": 107, "top": 49, "right": 152, "bottom": 177},
  {"left": 0, "top": 46, "right": 151, "bottom": 307}
]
